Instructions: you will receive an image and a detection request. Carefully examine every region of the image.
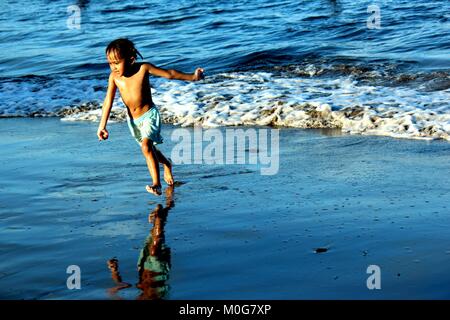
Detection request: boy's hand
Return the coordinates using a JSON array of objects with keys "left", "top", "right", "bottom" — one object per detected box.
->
[
  {"left": 97, "top": 128, "right": 109, "bottom": 140},
  {"left": 193, "top": 68, "right": 204, "bottom": 81}
]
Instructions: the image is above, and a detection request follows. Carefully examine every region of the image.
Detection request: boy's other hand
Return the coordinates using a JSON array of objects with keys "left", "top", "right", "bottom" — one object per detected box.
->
[
  {"left": 193, "top": 68, "right": 204, "bottom": 81},
  {"left": 97, "top": 128, "right": 109, "bottom": 140}
]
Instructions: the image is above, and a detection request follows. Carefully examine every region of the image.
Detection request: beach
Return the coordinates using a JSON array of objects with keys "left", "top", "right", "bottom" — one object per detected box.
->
[
  {"left": 1, "top": 118, "right": 449, "bottom": 299},
  {"left": 1, "top": 0, "right": 449, "bottom": 301}
]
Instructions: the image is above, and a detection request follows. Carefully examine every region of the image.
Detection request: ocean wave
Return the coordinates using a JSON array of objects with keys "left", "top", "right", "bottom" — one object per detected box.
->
[
  {"left": 100, "top": 5, "right": 150, "bottom": 14},
  {"left": 145, "top": 14, "right": 202, "bottom": 26},
  {"left": 1, "top": 69, "right": 449, "bottom": 141}
]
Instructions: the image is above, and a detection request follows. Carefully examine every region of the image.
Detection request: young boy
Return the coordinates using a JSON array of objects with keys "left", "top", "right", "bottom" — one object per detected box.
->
[{"left": 97, "top": 38, "right": 204, "bottom": 195}]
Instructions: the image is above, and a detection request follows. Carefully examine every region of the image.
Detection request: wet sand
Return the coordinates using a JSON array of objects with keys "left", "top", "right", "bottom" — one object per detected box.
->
[{"left": 0, "top": 118, "right": 450, "bottom": 299}]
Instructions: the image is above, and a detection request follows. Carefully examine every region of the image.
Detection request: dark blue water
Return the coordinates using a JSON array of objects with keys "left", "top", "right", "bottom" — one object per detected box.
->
[{"left": 1, "top": 0, "right": 449, "bottom": 78}]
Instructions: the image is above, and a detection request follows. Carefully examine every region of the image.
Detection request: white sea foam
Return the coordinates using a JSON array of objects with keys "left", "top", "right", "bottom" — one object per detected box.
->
[
  {"left": 0, "top": 77, "right": 106, "bottom": 117},
  {"left": 1, "top": 71, "right": 449, "bottom": 141}
]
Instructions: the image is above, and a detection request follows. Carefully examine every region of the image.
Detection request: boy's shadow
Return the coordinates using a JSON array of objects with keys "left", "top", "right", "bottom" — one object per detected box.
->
[{"left": 107, "top": 185, "right": 174, "bottom": 300}]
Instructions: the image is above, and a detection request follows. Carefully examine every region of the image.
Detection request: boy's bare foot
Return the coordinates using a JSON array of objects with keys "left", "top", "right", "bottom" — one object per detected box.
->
[
  {"left": 163, "top": 159, "right": 174, "bottom": 186},
  {"left": 146, "top": 184, "right": 162, "bottom": 196}
]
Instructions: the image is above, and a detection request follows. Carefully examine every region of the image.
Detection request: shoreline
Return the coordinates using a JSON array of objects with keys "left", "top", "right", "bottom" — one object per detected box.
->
[{"left": 1, "top": 114, "right": 449, "bottom": 143}]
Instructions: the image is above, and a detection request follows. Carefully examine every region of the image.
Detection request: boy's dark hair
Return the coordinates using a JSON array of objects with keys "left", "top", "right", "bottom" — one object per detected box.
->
[{"left": 106, "top": 38, "right": 143, "bottom": 62}]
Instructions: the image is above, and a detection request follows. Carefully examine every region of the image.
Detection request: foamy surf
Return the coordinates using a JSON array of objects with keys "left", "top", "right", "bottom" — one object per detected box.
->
[{"left": 1, "top": 69, "right": 449, "bottom": 141}]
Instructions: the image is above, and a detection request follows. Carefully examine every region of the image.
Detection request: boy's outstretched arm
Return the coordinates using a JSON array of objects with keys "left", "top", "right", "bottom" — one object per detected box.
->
[
  {"left": 97, "top": 73, "right": 117, "bottom": 140},
  {"left": 145, "top": 63, "right": 204, "bottom": 81}
]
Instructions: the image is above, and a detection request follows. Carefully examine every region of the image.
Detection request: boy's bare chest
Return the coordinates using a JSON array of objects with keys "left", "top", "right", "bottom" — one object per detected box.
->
[
  {"left": 114, "top": 74, "right": 146, "bottom": 94},
  {"left": 113, "top": 72, "right": 152, "bottom": 109}
]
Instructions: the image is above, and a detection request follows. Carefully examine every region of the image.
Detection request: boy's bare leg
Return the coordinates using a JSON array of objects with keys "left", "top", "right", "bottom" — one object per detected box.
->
[
  {"left": 154, "top": 148, "right": 174, "bottom": 186},
  {"left": 141, "top": 138, "right": 162, "bottom": 195}
]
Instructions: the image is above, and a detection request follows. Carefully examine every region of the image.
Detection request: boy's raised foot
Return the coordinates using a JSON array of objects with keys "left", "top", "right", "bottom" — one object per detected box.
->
[
  {"left": 146, "top": 184, "right": 162, "bottom": 196},
  {"left": 163, "top": 162, "right": 174, "bottom": 186}
]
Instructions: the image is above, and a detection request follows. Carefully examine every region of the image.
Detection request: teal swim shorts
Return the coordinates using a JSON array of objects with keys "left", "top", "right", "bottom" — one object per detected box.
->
[{"left": 127, "top": 106, "right": 164, "bottom": 146}]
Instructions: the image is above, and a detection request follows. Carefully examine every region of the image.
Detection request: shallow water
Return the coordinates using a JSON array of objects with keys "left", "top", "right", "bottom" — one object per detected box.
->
[{"left": 1, "top": 119, "right": 449, "bottom": 299}]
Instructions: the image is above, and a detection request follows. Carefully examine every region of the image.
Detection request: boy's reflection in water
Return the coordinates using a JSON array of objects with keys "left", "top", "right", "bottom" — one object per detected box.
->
[
  {"left": 107, "top": 259, "right": 132, "bottom": 298},
  {"left": 107, "top": 185, "right": 174, "bottom": 300},
  {"left": 136, "top": 185, "right": 173, "bottom": 300}
]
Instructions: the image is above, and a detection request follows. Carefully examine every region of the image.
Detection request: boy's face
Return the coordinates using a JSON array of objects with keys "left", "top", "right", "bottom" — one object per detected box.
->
[{"left": 107, "top": 51, "right": 126, "bottom": 77}]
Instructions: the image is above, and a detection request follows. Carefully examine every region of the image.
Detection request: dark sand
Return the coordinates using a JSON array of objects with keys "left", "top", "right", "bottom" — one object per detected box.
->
[{"left": 0, "top": 118, "right": 449, "bottom": 299}]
